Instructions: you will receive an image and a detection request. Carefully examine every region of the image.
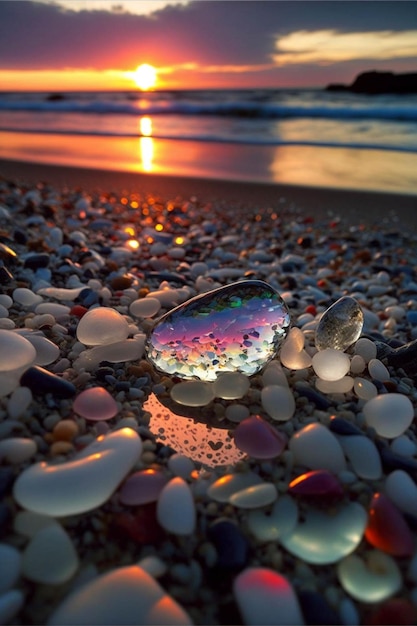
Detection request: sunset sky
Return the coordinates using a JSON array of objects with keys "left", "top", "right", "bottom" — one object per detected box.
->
[{"left": 1, "top": 0, "right": 417, "bottom": 91}]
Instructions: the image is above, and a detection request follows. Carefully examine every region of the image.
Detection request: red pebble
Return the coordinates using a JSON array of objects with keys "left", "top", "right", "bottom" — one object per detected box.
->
[
  {"left": 288, "top": 469, "right": 344, "bottom": 499},
  {"left": 70, "top": 305, "right": 88, "bottom": 318},
  {"left": 111, "top": 503, "right": 164, "bottom": 544},
  {"left": 305, "top": 305, "right": 316, "bottom": 316},
  {"left": 365, "top": 599, "right": 417, "bottom": 625},
  {"left": 365, "top": 492, "right": 414, "bottom": 557}
]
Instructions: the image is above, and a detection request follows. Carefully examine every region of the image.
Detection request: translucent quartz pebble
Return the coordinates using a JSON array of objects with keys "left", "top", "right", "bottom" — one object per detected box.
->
[
  {"left": 0, "top": 330, "right": 36, "bottom": 373},
  {"left": 229, "top": 483, "right": 278, "bottom": 508},
  {"left": 0, "top": 437, "right": 37, "bottom": 464},
  {"left": 363, "top": 393, "right": 414, "bottom": 438},
  {"left": 207, "top": 472, "right": 263, "bottom": 503},
  {"left": 156, "top": 477, "right": 196, "bottom": 535},
  {"left": 129, "top": 297, "right": 161, "bottom": 319},
  {"left": 0, "top": 543, "right": 21, "bottom": 593},
  {"left": 312, "top": 348, "right": 350, "bottom": 382},
  {"left": 385, "top": 469, "right": 417, "bottom": 517},
  {"left": 74, "top": 337, "right": 146, "bottom": 371},
  {"left": 0, "top": 591, "right": 24, "bottom": 626},
  {"left": 281, "top": 502, "right": 367, "bottom": 564},
  {"left": 338, "top": 435, "right": 382, "bottom": 480},
  {"left": 261, "top": 385, "right": 295, "bottom": 421},
  {"left": 337, "top": 551, "right": 402, "bottom": 603},
  {"left": 167, "top": 453, "right": 195, "bottom": 479},
  {"left": 289, "top": 423, "right": 346, "bottom": 473},
  {"left": 47, "top": 565, "right": 192, "bottom": 626},
  {"left": 146, "top": 280, "right": 291, "bottom": 382},
  {"left": 261, "top": 360, "right": 288, "bottom": 387},
  {"left": 225, "top": 403, "right": 250, "bottom": 423},
  {"left": 354, "top": 337, "right": 377, "bottom": 362},
  {"left": 365, "top": 492, "right": 414, "bottom": 557},
  {"left": 76, "top": 307, "right": 129, "bottom": 346},
  {"left": 35, "top": 303, "right": 71, "bottom": 319},
  {"left": 234, "top": 415, "right": 287, "bottom": 459},
  {"left": 350, "top": 354, "right": 366, "bottom": 374},
  {"left": 368, "top": 358, "right": 390, "bottom": 381},
  {"left": 170, "top": 381, "right": 215, "bottom": 407},
  {"left": 119, "top": 469, "right": 168, "bottom": 506},
  {"left": 288, "top": 469, "right": 344, "bottom": 499},
  {"left": 73, "top": 387, "right": 118, "bottom": 421},
  {"left": 234, "top": 567, "right": 305, "bottom": 626},
  {"left": 7, "top": 384, "right": 32, "bottom": 419},
  {"left": 24, "top": 334, "right": 60, "bottom": 366},
  {"left": 354, "top": 377, "right": 378, "bottom": 400},
  {"left": 213, "top": 372, "right": 250, "bottom": 399},
  {"left": 13, "top": 428, "right": 142, "bottom": 516},
  {"left": 36, "top": 286, "right": 85, "bottom": 301},
  {"left": 279, "top": 327, "right": 312, "bottom": 370},
  {"left": 315, "top": 296, "right": 363, "bottom": 351},
  {"left": 247, "top": 495, "right": 298, "bottom": 543},
  {"left": 12, "top": 287, "right": 43, "bottom": 307},
  {"left": 316, "top": 376, "right": 354, "bottom": 395},
  {"left": 22, "top": 524, "right": 79, "bottom": 584}
]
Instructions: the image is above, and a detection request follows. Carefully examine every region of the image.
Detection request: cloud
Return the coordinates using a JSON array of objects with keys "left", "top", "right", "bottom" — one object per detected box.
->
[{"left": 273, "top": 29, "right": 417, "bottom": 66}]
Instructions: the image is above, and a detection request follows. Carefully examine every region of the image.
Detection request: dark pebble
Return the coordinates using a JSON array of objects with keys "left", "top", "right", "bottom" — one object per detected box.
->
[
  {"left": 0, "top": 503, "right": 11, "bottom": 537},
  {"left": 0, "top": 242, "right": 18, "bottom": 265},
  {"left": 0, "top": 264, "right": 13, "bottom": 283},
  {"left": 0, "top": 467, "right": 15, "bottom": 498},
  {"left": 77, "top": 288, "right": 99, "bottom": 307},
  {"left": 328, "top": 417, "right": 364, "bottom": 436},
  {"left": 386, "top": 339, "right": 417, "bottom": 374},
  {"left": 88, "top": 219, "right": 114, "bottom": 231},
  {"left": 13, "top": 228, "right": 28, "bottom": 245},
  {"left": 20, "top": 366, "right": 76, "bottom": 398},
  {"left": 294, "top": 382, "right": 332, "bottom": 410},
  {"left": 23, "top": 253, "right": 50, "bottom": 269},
  {"left": 406, "top": 311, "right": 417, "bottom": 325},
  {"left": 208, "top": 518, "right": 249, "bottom": 570},
  {"left": 146, "top": 271, "right": 189, "bottom": 285},
  {"left": 114, "top": 381, "right": 130, "bottom": 392},
  {"left": 375, "top": 440, "right": 417, "bottom": 475},
  {"left": 298, "top": 590, "right": 341, "bottom": 625},
  {"left": 95, "top": 366, "right": 116, "bottom": 381}
]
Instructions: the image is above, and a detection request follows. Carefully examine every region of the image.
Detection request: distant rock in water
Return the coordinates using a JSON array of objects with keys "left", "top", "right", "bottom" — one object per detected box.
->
[
  {"left": 45, "top": 93, "right": 65, "bottom": 101},
  {"left": 326, "top": 71, "right": 417, "bottom": 95}
]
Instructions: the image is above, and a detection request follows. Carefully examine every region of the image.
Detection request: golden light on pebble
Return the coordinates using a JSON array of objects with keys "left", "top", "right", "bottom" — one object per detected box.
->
[
  {"left": 155, "top": 224, "right": 164, "bottom": 232},
  {"left": 175, "top": 236, "right": 185, "bottom": 245},
  {"left": 127, "top": 239, "right": 140, "bottom": 250}
]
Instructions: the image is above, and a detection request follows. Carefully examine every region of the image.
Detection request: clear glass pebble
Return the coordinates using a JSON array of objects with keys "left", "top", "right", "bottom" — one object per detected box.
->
[
  {"left": 315, "top": 296, "right": 363, "bottom": 351},
  {"left": 146, "top": 280, "right": 291, "bottom": 382}
]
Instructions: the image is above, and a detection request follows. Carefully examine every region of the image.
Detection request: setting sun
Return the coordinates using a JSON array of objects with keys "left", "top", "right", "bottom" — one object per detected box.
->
[{"left": 133, "top": 64, "right": 157, "bottom": 91}]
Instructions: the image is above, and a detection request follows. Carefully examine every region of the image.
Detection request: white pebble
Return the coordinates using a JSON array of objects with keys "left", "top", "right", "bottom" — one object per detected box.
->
[
  {"left": 76, "top": 307, "right": 129, "bottom": 346},
  {"left": 12, "top": 287, "right": 43, "bottom": 307},
  {"left": 312, "top": 348, "right": 350, "bottom": 381},
  {"left": 385, "top": 469, "right": 417, "bottom": 517},
  {"left": 167, "top": 453, "right": 195, "bottom": 479},
  {"left": 289, "top": 423, "right": 346, "bottom": 473},
  {"left": 247, "top": 495, "right": 298, "bottom": 543},
  {"left": 129, "top": 297, "right": 161, "bottom": 318},
  {"left": 316, "top": 376, "right": 354, "bottom": 394},
  {"left": 7, "top": 386, "right": 32, "bottom": 419},
  {"left": 350, "top": 354, "right": 366, "bottom": 374},
  {"left": 170, "top": 381, "right": 215, "bottom": 407},
  {"left": 229, "top": 483, "right": 277, "bottom": 508},
  {"left": 337, "top": 551, "right": 401, "bottom": 603},
  {"left": 354, "top": 337, "right": 377, "bottom": 362},
  {"left": 368, "top": 358, "right": 390, "bottom": 381},
  {"left": 213, "top": 372, "right": 250, "bottom": 399},
  {"left": 261, "top": 385, "right": 295, "bottom": 421},
  {"left": 353, "top": 377, "right": 378, "bottom": 400},
  {"left": 0, "top": 438, "right": 37, "bottom": 464},
  {"left": 262, "top": 360, "right": 288, "bottom": 387},
  {"left": 157, "top": 477, "right": 196, "bottom": 535},
  {"left": 14, "top": 511, "right": 58, "bottom": 538},
  {"left": 339, "top": 435, "right": 382, "bottom": 479},
  {"left": 22, "top": 525, "right": 79, "bottom": 585},
  {"left": 363, "top": 393, "right": 414, "bottom": 438},
  {"left": 207, "top": 472, "right": 263, "bottom": 503}
]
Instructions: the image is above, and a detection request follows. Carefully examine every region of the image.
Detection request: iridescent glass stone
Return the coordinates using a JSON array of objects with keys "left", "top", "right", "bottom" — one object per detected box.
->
[{"left": 145, "top": 280, "right": 291, "bottom": 381}]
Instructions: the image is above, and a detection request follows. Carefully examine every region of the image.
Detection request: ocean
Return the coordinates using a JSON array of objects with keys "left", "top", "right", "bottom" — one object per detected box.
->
[{"left": 1, "top": 88, "right": 417, "bottom": 194}]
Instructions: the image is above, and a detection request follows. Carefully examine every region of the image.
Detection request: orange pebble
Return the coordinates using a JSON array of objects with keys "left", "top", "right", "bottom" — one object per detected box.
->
[
  {"left": 50, "top": 441, "right": 75, "bottom": 456},
  {"left": 52, "top": 419, "right": 79, "bottom": 442}
]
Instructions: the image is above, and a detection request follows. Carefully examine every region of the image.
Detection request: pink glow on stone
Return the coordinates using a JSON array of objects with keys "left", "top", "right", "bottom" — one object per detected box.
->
[
  {"left": 73, "top": 387, "right": 118, "bottom": 421},
  {"left": 288, "top": 469, "right": 344, "bottom": 499},
  {"left": 234, "top": 415, "right": 287, "bottom": 459},
  {"left": 119, "top": 469, "right": 169, "bottom": 506}
]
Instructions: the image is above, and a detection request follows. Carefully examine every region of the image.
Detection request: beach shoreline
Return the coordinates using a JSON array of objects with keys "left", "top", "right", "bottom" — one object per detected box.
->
[{"left": 1, "top": 157, "right": 417, "bottom": 229}]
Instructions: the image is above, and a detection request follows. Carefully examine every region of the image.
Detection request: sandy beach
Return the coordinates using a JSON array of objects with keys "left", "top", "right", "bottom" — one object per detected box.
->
[{"left": 2, "top": 157, "right": 417, "bottom": 625}]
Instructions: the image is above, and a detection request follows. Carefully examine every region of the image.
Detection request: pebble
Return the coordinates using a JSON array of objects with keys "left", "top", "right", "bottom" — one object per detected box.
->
[
  {"left": 12, "top": 287, "right": 43, "bottom": 307},
  {"left": 76, "top": 307, "right": 129, "bottom": 346},
  {"left": 312, "top": 348, "right": 351, "bottom": 381},
  {"left": 368, "top": 358, "right": 390, "bottom": 381},
  {"left": 24, "top": 334, "right": 60, "bottom": 366},
  {"left": 0, "top": 543, "right": 21, "bottom": 593},
  {"left": 208, "top": 518, "right": 249, "bottom": 569},
  {"left": 234, "top": 567, "right": 305, "bottom": 625},
  {"left": 13, "top": 428, "right": 142, "bottom": 516},
  {"left": 0, "top": 590, "right": 25, "bottom": 626},
  {"left": 73, "top": 387, "right": 118, "bottom": 421},
  {"left": 22, "top": 524, "right": 79, "bottom": 584},
  {"left": 337, "top": 550, "right": 402, "bottom": 603},
  {"left": 281, "top": 502, "right": 367, "bottom": 564},
  {"left": 261, "top": 385, "right": 296, "bottom": 421},
  {"left": 338, "top": 435, "right": 382, "bottom": 479},
  {"left": 74, "top": 337, "right": 146, "bottom": 371},
  {"left": 20, "top": 366, "right": 76, "bottom": 398},
  {"left": 279, "top": 327, "right": 312, "bottom": 370},
  {"left": 363, "top": 393, "right": 414, "bottom": 438},
  {"left": 207, "top": 471, "right": 263, "bottom": 503},
  {"left": 146, "top": 280, "right": 291, "bottom": 381},
  {"left": 47, "top": 565, "right": 192, "bottom": 625},
  {"left": 365, "top": 492, "right": 414, "bottom": 557},
  {"left": 170, "top": 381, "right": 215, "bottom": 406},
  {"left": 14, "top": 510, "right": 58, "bottom": 538},
  {"left": 0, "top": 437, "right": 37, "bottom": 464},
  {"left": 229, "top": 483, "right": 278, "bottom": 508},
  {"left": 0, "top": 329, "right": 37, "bottom": 396},
  {"left": 315, "top": 375, "right": 354, "bottom": 394},
  {"left": 212, "top": 372, "right": 250, "bottom": 399},
  {"left": 385, "top": 469, "right": 417, "bottom": 517},
  {"left": 233, "top": 415, "right": 287, "bottom": 459},
  {"left": 298, "top": 590, "right": 340, "bottom": 626},
  {"left": 288, "top": 469, "right": 344, "bottom": 499},
  {"left": 289, "top": 423, "right": 346, "bottom": 473},
  {"left": 247, "top": 495, "right": 298, "bottom": 543},
  {"left": 315, "top": 296, "right": 363, "bottom": 351},
  {"left": 167, "top": 453, "right": 195, "bottom": 479},
  {"left": 156, "top": 477, "right": 196, "bottom": 535},
  {"left": 129, "top": 297, "right": 161, "bottom": 318},
  {"left": 353, "top": 377, "right": 378, "bottom": 400}
]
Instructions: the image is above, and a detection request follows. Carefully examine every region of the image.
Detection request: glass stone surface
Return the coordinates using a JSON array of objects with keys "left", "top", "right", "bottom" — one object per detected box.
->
[
  {"left": 145, "top": 280, "right": 291, "bottom": 382},
  {"left": 315, "top": 296, "right": 364, "bottom": 352}
]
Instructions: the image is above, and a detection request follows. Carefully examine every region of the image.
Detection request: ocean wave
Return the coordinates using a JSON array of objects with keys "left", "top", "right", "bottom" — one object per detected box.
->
[
  {"left": 1, "top": 98, "right": 417, "bottom": 122},
  {"left": 1, "top": 125, "right": 416, "bottom": 153}
]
